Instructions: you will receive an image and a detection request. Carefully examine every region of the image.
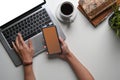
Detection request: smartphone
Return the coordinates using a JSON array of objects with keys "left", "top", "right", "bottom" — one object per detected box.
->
[{"left": 42, "top": 26, "right": 62, "bottom": 55}]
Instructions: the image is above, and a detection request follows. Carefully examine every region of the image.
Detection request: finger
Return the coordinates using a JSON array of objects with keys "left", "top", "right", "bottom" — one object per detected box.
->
[
  {"left": 15, "top": 36, "right": 20, "bottom": 49},
  {"left": 43, "top": 46, "right": 47, "bottom": 49},
  {"left": 56, "top": 54, "right": 63, "bottom": 58},
  {"left": 18, "top": 33, "right": 25, "bottom": 45},
  {"left": 28, "top": 39, "right": 33, "bottom": 49},
  {"left": 12, "top": 42, "right": 19, "bottom": 53},
  {"left": 45, "top": 52, "right": 48, "bottom": 55},
  {"left": 59, "top": 37, "right": 65, "bottom": 45}
]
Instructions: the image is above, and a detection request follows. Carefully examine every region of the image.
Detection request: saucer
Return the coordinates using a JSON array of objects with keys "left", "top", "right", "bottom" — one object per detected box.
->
[{"left": 56, "top": 2, "right": 77, "bottom": 23}]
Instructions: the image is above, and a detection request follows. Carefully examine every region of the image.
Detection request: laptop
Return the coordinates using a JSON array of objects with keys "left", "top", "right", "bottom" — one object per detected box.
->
[{"left": 0, "top": 0, "right": 66, "bottom": 67}]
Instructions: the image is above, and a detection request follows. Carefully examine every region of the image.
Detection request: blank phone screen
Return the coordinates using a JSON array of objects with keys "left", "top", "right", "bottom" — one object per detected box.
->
[{"left": 42, "top": 26, "right": 61, "bottom": 54}]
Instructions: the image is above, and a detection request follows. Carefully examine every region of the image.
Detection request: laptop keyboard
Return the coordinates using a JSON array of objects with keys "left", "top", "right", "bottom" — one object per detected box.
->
[{"left": 2, "top": 8, "right": 54, "bottom": 48}]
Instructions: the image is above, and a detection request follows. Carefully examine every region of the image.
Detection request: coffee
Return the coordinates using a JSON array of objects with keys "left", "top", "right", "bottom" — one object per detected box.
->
[
  {"left": 56, "top": 1, "right": 76, "bottom": 23},
  {"left": 61, "top": 2, "right": 73, "bottom": 15}
]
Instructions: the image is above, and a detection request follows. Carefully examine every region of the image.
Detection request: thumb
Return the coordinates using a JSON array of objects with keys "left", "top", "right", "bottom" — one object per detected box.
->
[{"left": 59, "top": 37, "right": 65, "bottom": 45}]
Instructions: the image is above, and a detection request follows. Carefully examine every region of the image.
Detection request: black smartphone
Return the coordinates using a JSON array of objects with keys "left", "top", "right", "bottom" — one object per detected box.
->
[{"left": 42, "top": 26, "right": 62, "bottom": 55}]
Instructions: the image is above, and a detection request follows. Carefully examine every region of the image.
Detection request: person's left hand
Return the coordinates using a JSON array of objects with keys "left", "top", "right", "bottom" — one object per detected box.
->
[{"left": 12, "top": 33, "right": 34, "bottom": 65}]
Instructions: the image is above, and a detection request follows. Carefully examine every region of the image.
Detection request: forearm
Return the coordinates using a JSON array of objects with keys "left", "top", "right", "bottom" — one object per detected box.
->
[
  {"left": 66, "top": 52, "right": 94, "bottom": 80},
  {"left": 24, "top": 65, "right": 35, "bottom": 80}
]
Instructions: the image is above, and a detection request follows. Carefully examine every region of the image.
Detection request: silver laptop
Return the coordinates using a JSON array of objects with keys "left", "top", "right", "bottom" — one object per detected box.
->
[{"left": 0, "top": 0, "right": 66, "bottom": 67}]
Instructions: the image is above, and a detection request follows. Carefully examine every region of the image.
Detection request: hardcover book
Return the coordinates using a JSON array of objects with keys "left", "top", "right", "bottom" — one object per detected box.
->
[
  {"left": 78, "top": 0, "right": 117, "bottom": 27},
  {"left": 117, "top": 0, "right": 120, "bottom": 5}
]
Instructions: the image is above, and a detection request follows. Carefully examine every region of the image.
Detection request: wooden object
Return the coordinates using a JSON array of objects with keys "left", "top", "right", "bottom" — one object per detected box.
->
[
  {"left": 78, "top": 0, "right": 117, "bottom": 27},
  {"left": 117, "top": 0, "right": 120, "bottom": 5},
  {"left": 79, "top": 0, "right": 116, "bottom": 20},
  {"left": 78, "top": 5, "right": 113, "bottom": 27}
]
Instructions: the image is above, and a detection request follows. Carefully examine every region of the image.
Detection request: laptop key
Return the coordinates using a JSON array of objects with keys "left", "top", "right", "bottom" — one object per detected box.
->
[{"left": 2, "top": 8, "right": 53, "bottom": 48}]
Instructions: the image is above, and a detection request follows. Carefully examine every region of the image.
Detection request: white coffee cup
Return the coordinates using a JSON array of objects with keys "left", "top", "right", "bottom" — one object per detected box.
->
[{"left": 56, "top": 1, "right": 77, "bottom": 23}]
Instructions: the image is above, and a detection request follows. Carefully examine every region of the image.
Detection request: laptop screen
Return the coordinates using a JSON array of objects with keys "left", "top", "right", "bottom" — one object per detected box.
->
[{"left": 0, "top": 0, "right": 44, "bottom": 26}]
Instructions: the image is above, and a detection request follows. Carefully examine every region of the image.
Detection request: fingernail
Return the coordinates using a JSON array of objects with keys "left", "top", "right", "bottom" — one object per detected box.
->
[{"left": 18, "top": 32, "right": 21, "bottom": 35}]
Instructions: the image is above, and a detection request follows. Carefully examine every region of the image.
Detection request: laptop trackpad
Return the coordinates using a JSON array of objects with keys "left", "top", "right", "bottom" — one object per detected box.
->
[{"left": 25, "top": 33, "right": 45, "bottom": 56}]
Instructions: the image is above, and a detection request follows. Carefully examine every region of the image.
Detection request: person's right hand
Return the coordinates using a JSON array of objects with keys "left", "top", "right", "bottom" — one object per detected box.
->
[{"left": 58, "top": 37, "right": 72, "bottom": 60}]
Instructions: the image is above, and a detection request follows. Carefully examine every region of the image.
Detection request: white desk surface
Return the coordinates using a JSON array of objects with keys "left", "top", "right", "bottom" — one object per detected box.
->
[{"left": 0, "top": 0, "right": 120, "bottom": 80}]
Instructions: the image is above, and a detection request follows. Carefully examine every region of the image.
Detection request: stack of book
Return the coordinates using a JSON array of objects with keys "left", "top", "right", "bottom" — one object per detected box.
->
[
  {"left": 78, "top": 0, "right": 117, "bottom": 27},
  {"left": 117, "top": 0, "right": 120, "bottom": 5}
]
